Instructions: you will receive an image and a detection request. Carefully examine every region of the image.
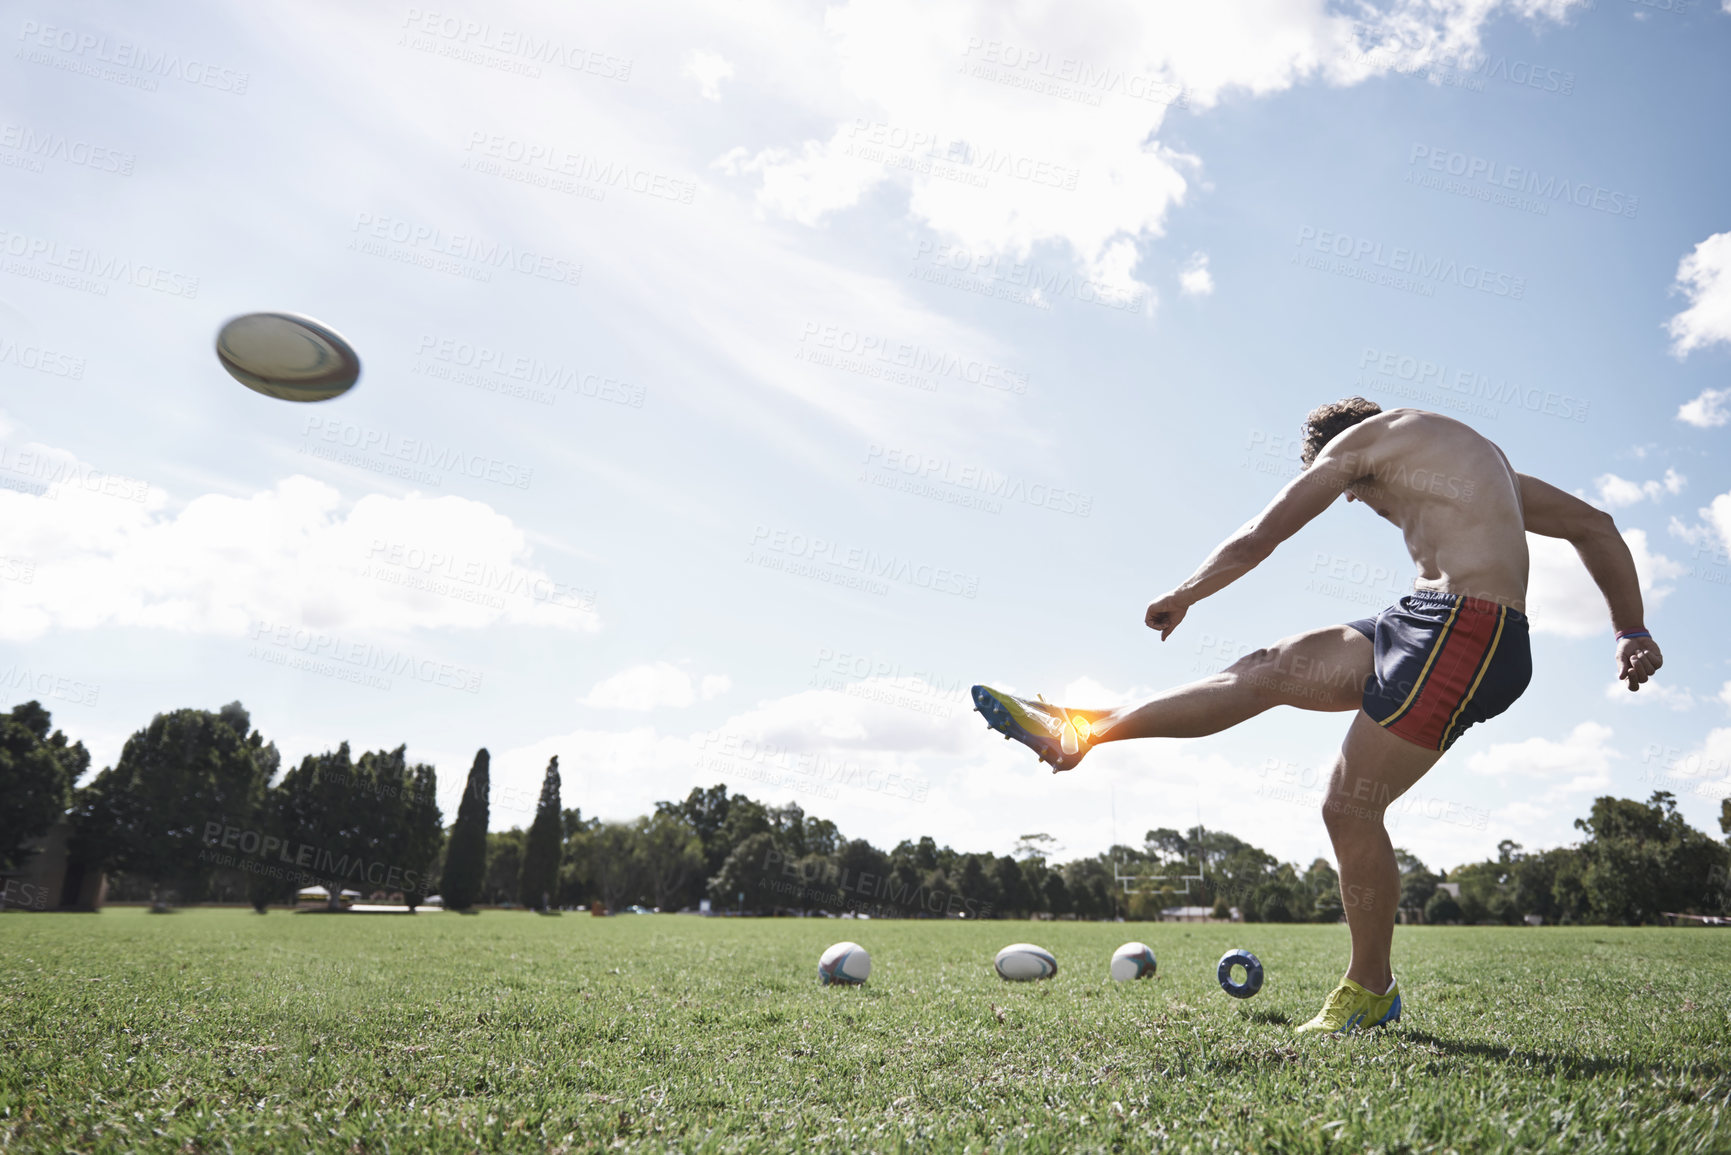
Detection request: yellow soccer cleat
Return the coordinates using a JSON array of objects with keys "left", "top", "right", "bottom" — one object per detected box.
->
[
  {"left": 1294, "top": 976, "right": 1402, "bottom": 1036},
  {"left": 971, "top": 685, "right": 1090, "bottom": 772}
]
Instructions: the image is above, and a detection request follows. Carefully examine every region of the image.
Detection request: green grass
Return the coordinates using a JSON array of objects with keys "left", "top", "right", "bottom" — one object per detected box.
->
[{"left": 2, "top": 910, "right": 1729, "bottom": 1153}]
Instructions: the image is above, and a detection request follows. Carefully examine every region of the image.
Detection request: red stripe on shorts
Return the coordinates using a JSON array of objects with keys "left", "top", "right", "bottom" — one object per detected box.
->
[{"left": 1385, "top": 599, "right": 1503, "bottom": 751}]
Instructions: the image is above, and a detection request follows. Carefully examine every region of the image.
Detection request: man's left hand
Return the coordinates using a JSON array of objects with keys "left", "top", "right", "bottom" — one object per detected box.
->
[
  {"left": 1144, "top": 593, "right": 1190, "bottom": 640},
  {"left": 1617, "top": 634, "right": 1663, "bottom": 691}
]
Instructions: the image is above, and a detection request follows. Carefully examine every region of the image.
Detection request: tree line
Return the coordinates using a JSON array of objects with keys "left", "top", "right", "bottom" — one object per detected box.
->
[{"left": 3, "top": 699, "right": 1729, "bottom": 924}]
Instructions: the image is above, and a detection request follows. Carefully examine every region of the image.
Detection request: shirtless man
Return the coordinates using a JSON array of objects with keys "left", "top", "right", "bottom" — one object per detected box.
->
[{"left": 971, "top": 399, "right": 1665, "bottom": 1035}]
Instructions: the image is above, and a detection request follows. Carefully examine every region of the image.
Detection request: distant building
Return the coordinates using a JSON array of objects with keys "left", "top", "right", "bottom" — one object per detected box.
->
[
  {"left": 1, "top": 818, "right": 104, "bottom": 912},
  {"left": 1161, "top": 905, "right": 1214, "bottom": 922}
]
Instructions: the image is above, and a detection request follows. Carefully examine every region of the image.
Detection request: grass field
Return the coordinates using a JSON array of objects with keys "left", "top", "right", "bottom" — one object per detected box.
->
[{"left": 2, "top": 909, "right": 1729, "bottom": 1153}]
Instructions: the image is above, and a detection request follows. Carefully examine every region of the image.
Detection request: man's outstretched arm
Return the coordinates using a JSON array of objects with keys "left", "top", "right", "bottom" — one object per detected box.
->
[
  {"left": 1144, "top": 445, "right": 1363, "bottom": 639},
  {"left": 1518, "top": 472, "right": 1662, "bottom": 690}
]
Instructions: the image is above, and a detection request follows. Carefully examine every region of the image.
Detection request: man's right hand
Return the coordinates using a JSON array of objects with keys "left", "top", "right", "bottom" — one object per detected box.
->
[
  {"left": 1617, "top": 634, "right": 1663, "bottom": 691},
  {"left": 1144, "top": 592, "right": 1190, "bottom": 640}
]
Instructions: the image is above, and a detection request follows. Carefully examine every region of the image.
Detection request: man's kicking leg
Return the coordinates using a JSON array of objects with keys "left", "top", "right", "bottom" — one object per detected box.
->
[
  {"left": 1295, "top": 711, "right": 1442, "bottom": 1036},
  {"left": 972, "top": 625, "right": 1371, "bottom": 770}
]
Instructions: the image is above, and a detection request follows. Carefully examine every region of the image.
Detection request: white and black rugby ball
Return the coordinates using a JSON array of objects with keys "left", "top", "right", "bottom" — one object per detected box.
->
[
  {"left": 216, "top": 311, "right": 361, "bottom": 402},
  {"left": 1110, "top": 941, "right": 1157, "bottom": 982},
  {"left": 818, "top": 940, "right": 871, "bottom": 985},
  {"left": 994, "top": 942, "right": 1057, "bottom": 981}
]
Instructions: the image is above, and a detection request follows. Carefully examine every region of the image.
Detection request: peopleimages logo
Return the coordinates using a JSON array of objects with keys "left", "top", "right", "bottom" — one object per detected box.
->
[
  {"left": 200, "top": 821, "right": 428, "bottom": 892},
  {"left": 843, "top": 120, "right": 1081, "bottom": 191},
  {"left": 800, "top": 324, "right": 1028, "bottom": 395},
  {"left": 300, "top": 416, "right": 534, "bottom": 489},
  {"left": 693, "top": 731, "right": 931, "bottom": 804},
  {"left": 247, "top": 620, "right": 484, "bottom": 694},
  {"left": 364, "top": 538, "right": 596, "bottom": 612},
  {"left": 0, "top": 336, "right": 85, "bottom": 379},
  {"left": 414, "top": 335, "right": 645, "bottom": 407},
  {"left": 0, "top": 122, "right": 135, "bottom": 175},
  {"left": 1355, "top": 347, "right": 1588, "bottom": 422},
  {"left": 863, "top": 445, "right": 1091, "bottom": 515},
  {"left": 0, "top": 663, "right": 99, "bottom": 707},
  {"left": 761, "top": 845, "right": 987, "bottom": 916},
  {"left": 463, "top": 133, "right": 694, "bottom": 204},
  {"left": 748, "top": 525, "right": 980, "bottom": 598},
  {"left": 349, "top": 213, "right": 582, "bottom": 288},
  {"left": 0, "top": 443, "right": 149, "bottom": 503},
  {"left": 16, "top": 20, "right": 251, "bottom": 93},
  {"left": 399, "top": 8, "right": 632, "bottom": 81},
  {"left": 1407, "top": 146, "right": 1638, "bottom": 219},
  {"left": 0, "top": 225, "right": 200, "bottom": 298},
  {"left": 1293, "top": 227, "right": 1526, "bottom": 299},
  {"left": 911, "top": 240, "right": 1148, "bottom": 312},
  {"left": 957, "top": 37, "right": 1187, "bottom": 109}
]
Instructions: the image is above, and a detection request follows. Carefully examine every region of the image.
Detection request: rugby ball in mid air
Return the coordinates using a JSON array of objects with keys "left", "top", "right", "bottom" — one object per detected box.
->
[
  {"left": 818, "top": 941, "right": 871, "bottom": 986},
  {"left": 994, "top": 943, "right": 1057, "bottom": 981},
  {"left": 1110, "top": 941, "right": 1157, "bottom": 982},
  {"left": 216, "top": 312, "right": 361, "bottom": 402}
]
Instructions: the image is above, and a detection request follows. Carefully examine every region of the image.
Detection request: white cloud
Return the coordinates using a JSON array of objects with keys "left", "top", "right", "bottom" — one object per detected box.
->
[
  {"left": 1592, "top": 468, "right": 1684, "bottom": 509},
  {"left": 1467, "top": 722, "right": 1618, "bottom": 802},
  {"left": 1524, "top": 529, "right": 1685, "bottom": 638},
  {"left": 580, "top": 662, "right": 732, "bottom": 710},
  {"left": 1677, "top": 387, "right": 1731, "bottom": 429},
  {"left": 723, "top": 0, "right": 1584, "bottom": 308},
  {"left": 0, "top": 452, "right": 597, "bottom": 641},
  {"left": 503, "top": 676, "right": 985, "bottom": 833},
  {"left": 1601, "top": 679, "right": 1693, "bottom": 710},
  {"left": 715, "top": 139, "right": 889, "bottom": 228},
  {"left": 1671, "top": 728, "right": 1731, "bottom": 803},
  {"left": 686, "top": 49, "right": 735, "bottom": 101},
  {"left": 1707, "top": 493, "right": 1731, "bottom": 554},
  {"left": 1179, "top": 252, "right": 1215, "bottom": 296},
  {"left": 1667, "top": 231, "right": 1731, "bottom": 356},
  {"left": 1671, "top": 490, "right": 1731, "bottom": 558},
  {"left": 1721, "top": 681, "right": 1731, "bottom": 711}
]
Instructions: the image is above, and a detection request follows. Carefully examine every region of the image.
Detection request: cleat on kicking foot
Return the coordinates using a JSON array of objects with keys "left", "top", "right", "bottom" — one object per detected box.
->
[
  {"left": 971, "top": 685, "right": 1089, "bottom": 772},
  {"left": 1294, "top": 977, "right": 1401, "bottom": 1037}
]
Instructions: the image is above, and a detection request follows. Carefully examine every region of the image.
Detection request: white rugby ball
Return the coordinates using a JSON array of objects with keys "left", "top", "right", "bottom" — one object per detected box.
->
[
  {"left": 1110, "top": 941, "right": 1157, "bottom": 982},
  {"left": 818, "top": 940, "right": 871, "bottom": 986},
  {"left": 216, "top": 311, "right": 361, "bottom": 402},
  {"left": 994, "top": 942, "right": 1057, "bottom": 981}
]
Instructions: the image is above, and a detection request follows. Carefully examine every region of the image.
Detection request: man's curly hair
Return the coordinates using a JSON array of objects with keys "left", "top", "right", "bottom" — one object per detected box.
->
[{"left": 1301, "top": 397, "right": 1382, "bottom": 467}]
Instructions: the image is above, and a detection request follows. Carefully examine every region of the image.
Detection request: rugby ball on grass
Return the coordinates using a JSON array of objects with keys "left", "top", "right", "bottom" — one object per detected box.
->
[
  {"left": 1110, "top": 941, "right": 1157, "bottom": 982},
  {"left": 818, "top": 941, "right": 871, "bottom": 986},
  {"left": 994, "top": 943, "right": 1057, "bottom": 981}
]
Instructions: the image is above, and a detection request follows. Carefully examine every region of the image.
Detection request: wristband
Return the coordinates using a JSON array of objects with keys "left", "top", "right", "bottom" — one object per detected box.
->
[{"left": 1616, "top": 629, "right": 1651, "bottom": 641}]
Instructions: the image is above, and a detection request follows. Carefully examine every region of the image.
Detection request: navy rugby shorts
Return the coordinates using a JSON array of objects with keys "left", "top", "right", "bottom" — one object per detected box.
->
[{"left": 1346, "top": 591, "right": 1531, "bottom": 752}]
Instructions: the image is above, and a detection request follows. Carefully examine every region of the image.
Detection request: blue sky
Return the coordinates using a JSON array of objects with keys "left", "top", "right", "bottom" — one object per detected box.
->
[{"left": 2, "top": 0, "right": 1728, "bottom": 872}]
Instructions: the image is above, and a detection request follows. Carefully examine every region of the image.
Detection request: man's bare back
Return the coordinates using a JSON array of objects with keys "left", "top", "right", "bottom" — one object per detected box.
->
[{"left": 1326, "top": 408, "right": 1529, "bottom": 610}]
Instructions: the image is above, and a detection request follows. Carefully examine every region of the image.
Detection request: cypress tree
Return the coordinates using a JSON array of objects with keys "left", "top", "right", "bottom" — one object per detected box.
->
[
  {"left": 519, "top": 756, "right": 562, "bottom": 910},
  {"left": 400, "top": 764, "right": 443, "bottom": 910},
  {"left": 440, "top": 748, "right": 490, "bottom": 911}
]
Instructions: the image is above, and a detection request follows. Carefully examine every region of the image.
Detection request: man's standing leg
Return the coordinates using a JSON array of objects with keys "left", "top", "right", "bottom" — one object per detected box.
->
[{"left": 1321, "top": 712, "right": 1443, "bottom": 994}]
